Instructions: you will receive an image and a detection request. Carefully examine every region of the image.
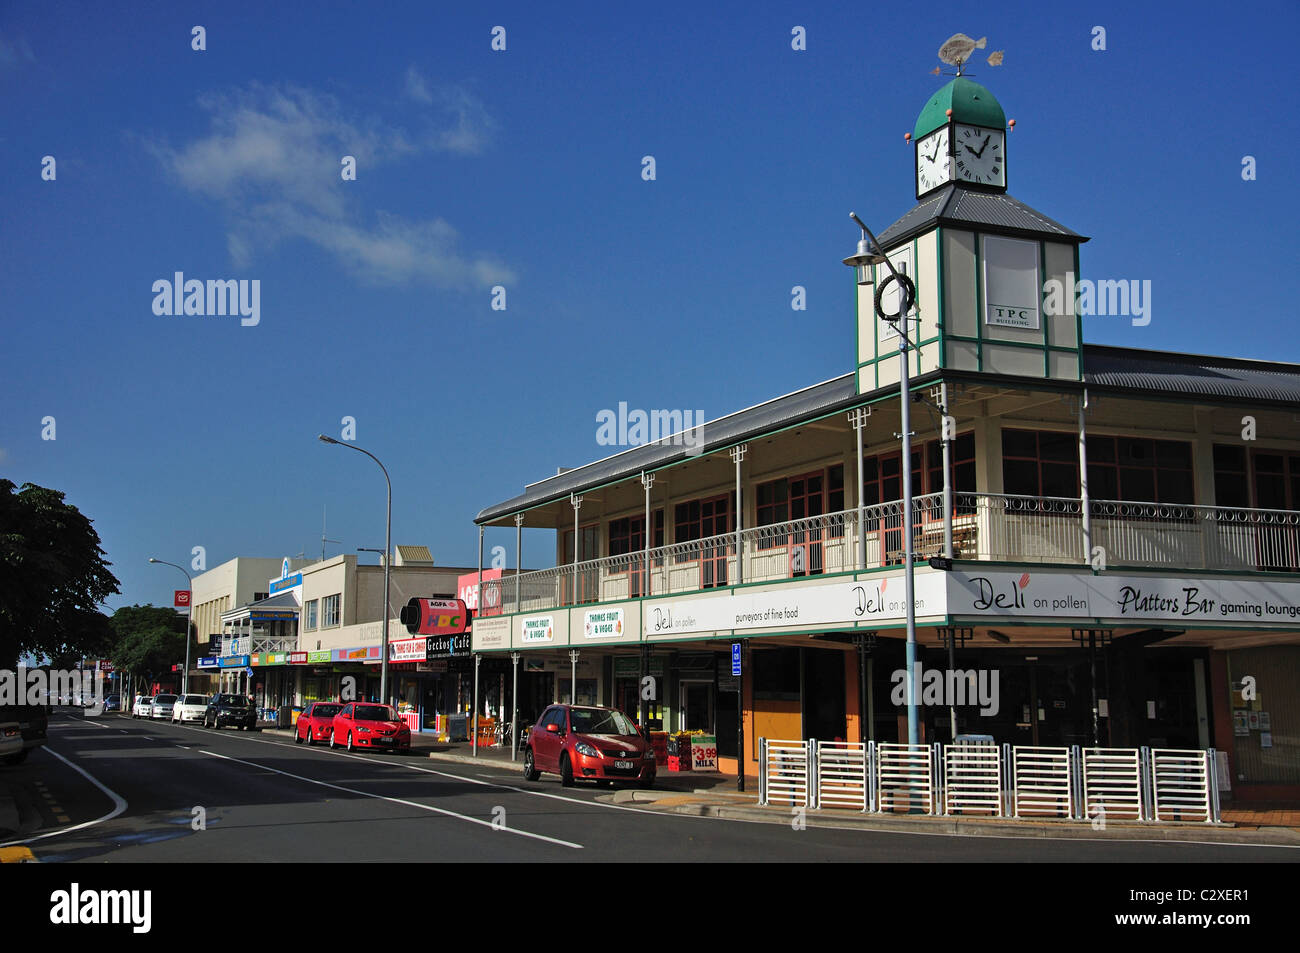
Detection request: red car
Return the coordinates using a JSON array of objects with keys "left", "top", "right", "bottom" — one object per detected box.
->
[
  {"left": 294, "top": 701, "right": 344, "bottom": 745},
  {"left": 330, "top": 702, "right": 411, "bottom": 753},
  {"left": 523, "top": 704, "right": 655, "bottom": 789}
]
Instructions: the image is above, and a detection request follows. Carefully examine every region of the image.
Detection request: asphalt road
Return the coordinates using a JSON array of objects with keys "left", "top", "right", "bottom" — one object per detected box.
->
[{"left": 3, "top": 710, "right": 1297, "bottom": 863}]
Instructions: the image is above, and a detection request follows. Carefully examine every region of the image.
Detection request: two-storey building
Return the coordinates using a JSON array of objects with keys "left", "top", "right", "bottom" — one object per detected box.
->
[{"left": 468, "top": 76, "right": 1300, "bottom": 801}]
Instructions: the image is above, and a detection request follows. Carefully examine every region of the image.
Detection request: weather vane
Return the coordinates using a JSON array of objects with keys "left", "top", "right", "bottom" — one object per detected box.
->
[{"left": 931, "top": 33, "right": 1004, "bottom": 76}]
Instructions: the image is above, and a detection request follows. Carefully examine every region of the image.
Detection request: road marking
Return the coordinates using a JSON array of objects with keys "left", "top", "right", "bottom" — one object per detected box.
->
[
  {"left": 0, "top": 746, "right": 128, "bottom": 848},
  {"left": 196, "top": 748, "right": 583, "bottom": 850},
  {"left": 163, "top": 724, "right": 1298, "bottom": 852}
]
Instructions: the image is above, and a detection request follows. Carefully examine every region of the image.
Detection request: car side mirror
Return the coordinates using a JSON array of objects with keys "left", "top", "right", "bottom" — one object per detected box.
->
[{"left": 545, "top": 723, "right": 560, "bottom": 733}]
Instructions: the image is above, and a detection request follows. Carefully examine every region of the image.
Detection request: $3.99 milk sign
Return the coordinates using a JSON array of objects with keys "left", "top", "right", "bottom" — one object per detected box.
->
[{"left": 691, "top": 735, "right": 717, "bottom": 770}]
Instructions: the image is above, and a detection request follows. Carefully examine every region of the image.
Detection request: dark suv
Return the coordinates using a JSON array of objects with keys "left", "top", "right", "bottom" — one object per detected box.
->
[
  {"left": 203, "top": 693, "right": 257, "bottom": 731},
  {"left": 0, "top": 704, "right": 49, "bottom": 765}
]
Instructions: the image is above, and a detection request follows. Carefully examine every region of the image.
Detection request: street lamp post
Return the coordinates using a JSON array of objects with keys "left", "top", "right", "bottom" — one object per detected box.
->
[
  {"left": 843, "top": 212, "right": 920, "bottom": 745},
  {"left": 148, "top": 558, "right": 193, "bottom": 694},
  {"left": 319, "top": 435, "right": 392, "bottom": 706}
]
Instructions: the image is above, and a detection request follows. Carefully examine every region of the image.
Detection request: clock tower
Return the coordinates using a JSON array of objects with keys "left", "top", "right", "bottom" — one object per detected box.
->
[{"left": 855, "top": 73, "right": 1090, "bottom": 395}]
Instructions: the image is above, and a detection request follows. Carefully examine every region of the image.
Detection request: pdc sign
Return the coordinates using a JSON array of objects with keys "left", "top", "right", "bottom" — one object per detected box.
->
[{"left": 400, "top": 597, "right": 469, "bottom": 636}]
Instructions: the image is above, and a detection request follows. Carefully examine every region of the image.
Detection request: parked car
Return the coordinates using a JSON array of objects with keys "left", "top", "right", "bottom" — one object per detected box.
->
[
  {"left": 104, "top": 694, "right": 122, "bottom": 712},
  {"left": 0, "top": 705, "right": 48, "bottom": 765},
  {"left": 329, "top": 703, "right": 411, "bottom": 753},
  {"left": 0, "top": 722, "right": 22, "bottom": 762},
  {"left": 523, "top": 704, "right": 655, "bottom": 789},
  {"left": 171, "top": 694, "right": 208, "bottom": 724},
  {"left": 132, "top": 696, "right": 154, "bottom": 718},
  {"left": 150, "top": 693, "right": 178, "bottom": 720},
  {"left": 204, "top": 693, "right": 256, "bottom": 731},
  {"left": 295, "top": 701, "right": 343, "bottom": 745}
]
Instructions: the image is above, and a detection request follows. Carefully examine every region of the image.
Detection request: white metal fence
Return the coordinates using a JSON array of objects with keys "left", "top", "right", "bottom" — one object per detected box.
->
[{"left": 758, "top": 739, "right": 1221, "bottom": 824}]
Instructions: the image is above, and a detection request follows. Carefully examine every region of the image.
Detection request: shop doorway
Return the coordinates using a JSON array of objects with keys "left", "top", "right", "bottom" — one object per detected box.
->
[
  {"left": 680, "top": 680, "right": 714, "bottom": 732},
  {"left": 803, "top": 648, "right": 846, "bottom": 741}
]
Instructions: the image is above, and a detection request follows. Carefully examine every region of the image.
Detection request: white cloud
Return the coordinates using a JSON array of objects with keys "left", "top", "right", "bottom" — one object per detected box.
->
[{"left": 150, "top": 81, "right": 511, "bottom": 290}]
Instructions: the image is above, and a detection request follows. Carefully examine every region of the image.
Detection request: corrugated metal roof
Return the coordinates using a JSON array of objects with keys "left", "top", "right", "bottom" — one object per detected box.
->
[
  {"left": 475, "top": 375, "right": 860, "bottom": 523},
  {"left": 1083, "top": 345, "right": 1300, "bottom": 403},
  {"left": 875, "top": 185, "right": 1084, "bottom": 248},
  {"left": 477, "top": 346, "right": 1300, "bottom": 524}
]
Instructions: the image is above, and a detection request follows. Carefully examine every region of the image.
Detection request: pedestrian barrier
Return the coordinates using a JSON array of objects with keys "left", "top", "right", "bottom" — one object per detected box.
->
[
  {"left": 1150, "top": 748, "right": 1216, "bottom": 823},
  {"left": 813, "top": 741, "right": 869, "bottom": 811},
  {"left": 944, "top": 741, "right": 1002, "bottom": 816},
  {"left": 758, "top": 737, "right": 1222, "bottom": 825},
  {"left": 1012, "top": 746, "right": 1075, "bottom": 818},
  {"left": 1082, "top": 747, "right": 1145, "bottom": 821},
  {"left": 758, "top": 738, "right": 810, "bottom": 807},
  {"left": 876, "top": 743, "right": 938, "bottom": 814}
]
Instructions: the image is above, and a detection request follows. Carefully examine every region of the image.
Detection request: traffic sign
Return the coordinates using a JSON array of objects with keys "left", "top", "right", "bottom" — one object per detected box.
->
[{"left": 731, "top": 642, "right": 742, "bottom": 676}]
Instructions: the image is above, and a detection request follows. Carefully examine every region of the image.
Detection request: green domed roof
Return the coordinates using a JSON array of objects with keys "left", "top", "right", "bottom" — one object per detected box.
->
[{"left": 914, "top": 77, "right": 1005, "bottom": 139}]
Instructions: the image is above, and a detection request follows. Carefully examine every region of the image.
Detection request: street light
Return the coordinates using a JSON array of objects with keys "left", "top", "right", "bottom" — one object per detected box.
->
[
  {"left": 843, "top": 212, "right": 921, "bottom": 746},
  {"left": 319, "top": 434, "right": 392, "bottom": 706},
  {"left": 149, "top": 557, "right": 193, "bottom": 694}
]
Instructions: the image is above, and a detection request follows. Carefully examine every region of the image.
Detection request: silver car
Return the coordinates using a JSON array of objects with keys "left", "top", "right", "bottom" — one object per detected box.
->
[{"left": 150, "top": 694, "right": 178, "bottom": 720}]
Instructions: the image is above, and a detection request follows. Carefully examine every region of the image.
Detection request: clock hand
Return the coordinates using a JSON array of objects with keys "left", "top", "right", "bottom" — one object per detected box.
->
[{"left": 975, "top": 134, "right": 991, "bottom": 158}]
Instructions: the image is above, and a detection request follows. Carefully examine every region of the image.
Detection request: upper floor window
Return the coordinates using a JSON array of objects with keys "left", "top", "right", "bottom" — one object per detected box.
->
[
  {"left": 1215, "top": 445, "right": 1300, "bottom": 510},
  {"left": 304, "top": 599, "right": 318, "bottom": 630},
  {"left": 322, "top": 593, "right": 340, "bottom": 627},
  {"left": 1003, "top": 429, "right": 1194, "bottom": 504},
  {"left": 609, "top": 511, "right": 664, "bottom": 559}
]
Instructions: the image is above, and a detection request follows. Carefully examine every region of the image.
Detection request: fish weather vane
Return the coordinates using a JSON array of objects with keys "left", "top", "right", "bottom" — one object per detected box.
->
[{"left": 931, "top": 33, "right": 1004, "bottom": 76}]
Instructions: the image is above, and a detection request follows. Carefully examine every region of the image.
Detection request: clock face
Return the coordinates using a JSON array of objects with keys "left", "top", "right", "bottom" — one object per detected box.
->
[
  {"left": 915, "top": 127, "right": 951, "bottom": 196},
  {"left": 953, "top": 124, "right": 1005, "bottom": 187}
]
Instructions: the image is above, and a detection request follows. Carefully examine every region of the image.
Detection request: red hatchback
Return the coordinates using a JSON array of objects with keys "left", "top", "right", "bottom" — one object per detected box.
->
[
  {"left": 330, "top": 703, "right": 411, "bottom": 753},
  {"left": 294, "top": 701, "right": 344, "bottom": 745},
  {"left": 523, "top": 704, "right": 655, "bottom": 788}
]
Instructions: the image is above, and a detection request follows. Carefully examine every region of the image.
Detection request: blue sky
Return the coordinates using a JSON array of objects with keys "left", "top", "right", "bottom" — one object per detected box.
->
[{"left": 1, "top": 1, "right": 1296, "bottom": 612}]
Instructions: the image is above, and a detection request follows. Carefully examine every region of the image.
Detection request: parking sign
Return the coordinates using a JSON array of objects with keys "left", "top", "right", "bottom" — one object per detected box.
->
[{"left": 731, "top": 642, "right": 742, "bottom": 676}]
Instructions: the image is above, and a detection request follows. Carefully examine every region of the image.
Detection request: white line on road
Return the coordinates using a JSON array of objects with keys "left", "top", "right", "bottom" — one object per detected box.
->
[
  {"left": 0, "top": 746, "right": 128, "bottom": 848},
  {"left": 196, "top": 748, "right": 583, "bottom": 850}
]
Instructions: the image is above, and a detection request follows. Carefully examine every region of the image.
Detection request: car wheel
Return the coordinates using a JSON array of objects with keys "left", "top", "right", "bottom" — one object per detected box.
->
[
  {"left": 294, "top": 727, "right": 303, "bottom": 744},
  {"left": 305, "top": 728, "right": 315, "bottom": 746},
  {"left": 559, "top": 753, "right": 575, "bottom": 788},
  {"left": 639, "top": 775, "right": 655, "bottom": 790},
  {"left": 329, "top": 732, "right": 338, "bottom": 749},
  {"left": 346, "top": 732, "right": 354, "bottom": 752},
  {"left": 522, "top": 747, "right": 540, "bottom": 781}
]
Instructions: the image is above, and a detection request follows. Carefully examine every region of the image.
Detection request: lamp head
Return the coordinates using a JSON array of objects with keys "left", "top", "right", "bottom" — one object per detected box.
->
[{"left": 318, "top": 434, "right": 339, "bottom": 445}]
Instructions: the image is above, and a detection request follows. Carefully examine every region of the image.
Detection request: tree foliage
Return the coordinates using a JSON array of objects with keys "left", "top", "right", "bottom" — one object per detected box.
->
[
  {"left": 0, "top": 479, "right": 121, "bottom": 669},
  {"left": 108, "top": 605, "right": 191, "bottom": 691}
]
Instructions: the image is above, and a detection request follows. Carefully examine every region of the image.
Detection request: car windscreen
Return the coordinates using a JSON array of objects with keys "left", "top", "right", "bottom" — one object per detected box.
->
[
  {"left": 217, "top": 695, "right": 248, "bottom": 707},
  {"left": 312, "top": 704, "right": 343, "bottom": 718},
  {"left": 183, "top": 695, "right": 206, "bottom": 705},
  {"left": 353, "top": 705, "right": 397, "bottom": 721},
  {"left": 154, "top": 695, "right": 177, "bottom": 703},
  {"left": 568, "top": 708, "right": 637, "bottom": 736}
]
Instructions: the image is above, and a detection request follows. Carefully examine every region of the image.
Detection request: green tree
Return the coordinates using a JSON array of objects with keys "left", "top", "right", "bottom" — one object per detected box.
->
[
  {"left": 0, "top": 479, "right": 121, "bottom": 669},
  {"left": 108, "top": 605, "right": 191, "bottom": 694}
]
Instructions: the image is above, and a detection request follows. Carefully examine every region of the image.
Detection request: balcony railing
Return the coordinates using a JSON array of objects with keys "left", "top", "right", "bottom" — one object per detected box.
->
[{"left": 478, "top": 493, "right": 1300, "bottom": 615}]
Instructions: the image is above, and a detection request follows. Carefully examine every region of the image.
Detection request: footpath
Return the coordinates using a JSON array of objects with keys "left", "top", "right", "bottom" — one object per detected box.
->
[{"left": 263, "top": 727, "right": 1300, "bottom": 846}]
